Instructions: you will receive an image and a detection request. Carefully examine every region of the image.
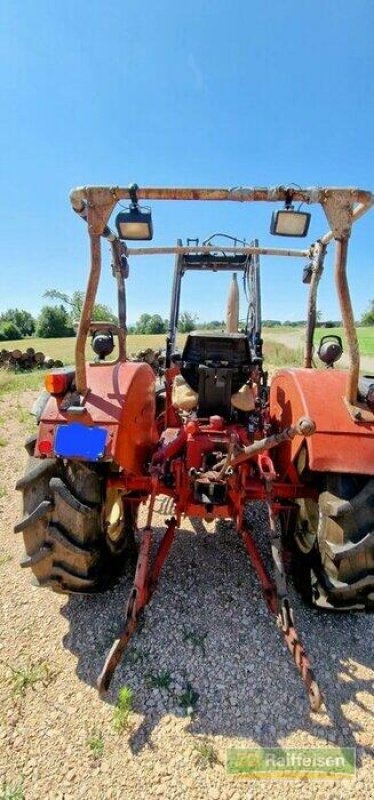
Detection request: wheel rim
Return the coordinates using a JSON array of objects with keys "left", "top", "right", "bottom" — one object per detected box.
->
[{"left": 295, "top": 499, "right": 318, "bottom": 554}]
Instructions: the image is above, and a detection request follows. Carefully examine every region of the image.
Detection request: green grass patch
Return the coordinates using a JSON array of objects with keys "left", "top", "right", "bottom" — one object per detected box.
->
[
  {"left": 113, "top": 686, "right": 134, "bottom": 732},
  {"left": 0, "top": 487, "right": 6, "bottom": 499},
  {"left": 314, "top": 326, "right": 374, "bottom": 356},
  {"left": 0, "top": 554, "right": 12, "bottom": 568},
  {"left": 0, "top": 370, "right": 44, "bottom": 398},
  {"left": 7, "top": 660, "right": 55, "bottom": 696},
  {"left": 87, "top": 730, "right": 104, "bottom": 760},
  {"left": 0, "top": 782, "right": 24, "bottom": 800},
  {"left": 179, "top": 682, "right": 199, "bottom": 716},
  {"left": 0, "top": 435, "right": 7, "bottom": 447},
  {"left": 182, "top": 627, "right": 208, "bottom": 656},
  {"left": 147, "top": 669, "right": 172, "bottom": 690},
  {"left": 193, "top": 739, "right": 220, "bottom": 770},
  {"left": 264, "top": 340, "right": 303, "bottom": 367}
]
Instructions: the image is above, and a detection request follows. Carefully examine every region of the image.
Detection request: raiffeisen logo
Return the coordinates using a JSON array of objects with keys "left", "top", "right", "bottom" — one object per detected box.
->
[{"left": 226, "top": 747, "right": 356, "bottom": 779}]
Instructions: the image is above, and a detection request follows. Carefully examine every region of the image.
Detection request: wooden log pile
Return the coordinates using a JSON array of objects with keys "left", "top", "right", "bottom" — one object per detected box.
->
[
  {"left": 129, "top": 348, "right": 165, "bottom": 376},
  {"left": 0, "top": 347, "right": 64, "bottom": 371}
]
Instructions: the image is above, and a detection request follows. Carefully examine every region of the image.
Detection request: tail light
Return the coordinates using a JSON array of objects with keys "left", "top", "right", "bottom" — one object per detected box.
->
[{"left": 45, "top": 368, "right": 75, "bottom": 396}]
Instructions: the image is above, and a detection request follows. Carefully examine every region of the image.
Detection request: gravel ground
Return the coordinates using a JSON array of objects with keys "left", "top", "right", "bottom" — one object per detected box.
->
[{"left": 0, "top": 391, "right": 373, "bottom": 800}]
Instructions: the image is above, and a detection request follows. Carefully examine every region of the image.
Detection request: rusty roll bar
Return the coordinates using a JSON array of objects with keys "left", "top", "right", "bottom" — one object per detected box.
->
[
  {"left": 69, "top": 184, "right": 373, "bottom": 403},
  {"left": 334, "top": 237, "right": 360, "bottom": 405},
  {"left": 75, "top": 233, "right": 101, "bottom": 395},
  {"left": 304, "top": 241, "right": 327, "bottom": 368},
  {"left": 70, "top": 185, "right": 373, "bottom": 208},
  {"left": 125, "top": 245, "right": 310, "bottom": 258}
]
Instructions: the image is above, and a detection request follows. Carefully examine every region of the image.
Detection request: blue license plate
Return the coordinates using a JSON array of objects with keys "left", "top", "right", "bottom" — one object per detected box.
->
[{"left": 54, "top": 423, "right": 107, "bottom": 461}]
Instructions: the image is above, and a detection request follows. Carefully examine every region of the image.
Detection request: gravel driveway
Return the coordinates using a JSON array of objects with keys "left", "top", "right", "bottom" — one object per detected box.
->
[{"left": 0, "top": 391, "right": 373, "bottom": 800}]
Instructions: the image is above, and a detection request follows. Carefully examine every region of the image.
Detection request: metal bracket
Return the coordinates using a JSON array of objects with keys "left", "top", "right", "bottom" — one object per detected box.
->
[
  {"left": 321, "top": 191, "right": 353, "bottom": 240},
  {"left": 86, "top": 188, "right": 117, "bottom": 235}
]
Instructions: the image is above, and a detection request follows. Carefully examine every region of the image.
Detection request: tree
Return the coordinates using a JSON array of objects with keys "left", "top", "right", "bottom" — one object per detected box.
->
[
  {"left": 0, "top": 308, "right": 35, "bottom": 336},
  {"left": 0, "top": 321, "right": 23, "bottom": 340},
  {"left": 361, "top": 299, "right": 374, "bottom": 326},
  {"left": 135, "top": 313, "right": 168, "bottom": 334},
  {"left": 178, "top": 311, "right": 198, "bottom": 333},
  {"left": 36, "top": 305, "right": 75, "bottom": 338},
  {"left": 43, "top": 289, "right": 118, "bottom": 324}
]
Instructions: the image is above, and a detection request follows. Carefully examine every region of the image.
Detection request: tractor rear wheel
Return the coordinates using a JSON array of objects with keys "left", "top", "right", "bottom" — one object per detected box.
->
[
  {"left": 291, "top": 473, "right": 374, "bottom": 611},
  {"left": 15, "top": 436, "right": 137, "bottom": 594}
]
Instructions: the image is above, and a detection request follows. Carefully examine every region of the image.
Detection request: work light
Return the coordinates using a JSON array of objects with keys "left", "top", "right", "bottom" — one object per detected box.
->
[
  {"left": 115, "top": 183, "right": 153, "bottom": 240},
  {"left": 270, "top": 208, "right": 311, "bottom": 237}
]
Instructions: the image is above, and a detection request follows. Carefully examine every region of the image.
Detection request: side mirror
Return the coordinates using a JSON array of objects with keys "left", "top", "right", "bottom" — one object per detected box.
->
[{"left": 317, "top": 335, "right": 343, "bottom": 368}]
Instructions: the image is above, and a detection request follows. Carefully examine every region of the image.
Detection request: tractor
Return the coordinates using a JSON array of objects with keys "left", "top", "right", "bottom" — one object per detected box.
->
[{"left": 15, "top": 184, "right": 374, "bottom": 711}]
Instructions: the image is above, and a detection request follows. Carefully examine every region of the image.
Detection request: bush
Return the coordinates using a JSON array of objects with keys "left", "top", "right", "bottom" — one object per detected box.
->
[
  {"left": 178, "top": 311, "right": 198, "bottom": 333},
  {"left": 361, "top": 299, "right": 374, "bottom": 326},
  {"left": 0, "top": 309, "right": 35, "bottom": 337},
  {"left": 0, "top": 321, "right": 23, "bottom": 340},
  {"left": 36, "top": 305, "right": 75, "bottom": 338}
]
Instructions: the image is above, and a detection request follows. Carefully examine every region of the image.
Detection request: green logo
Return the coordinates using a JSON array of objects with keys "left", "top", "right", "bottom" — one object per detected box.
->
[{"left": 226, "top": 747, "right": 356, "bottom": 779}]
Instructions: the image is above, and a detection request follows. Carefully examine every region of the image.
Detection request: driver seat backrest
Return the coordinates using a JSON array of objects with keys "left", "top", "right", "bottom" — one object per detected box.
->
[{"left": 181, "top": 333, "right": 252, "bottom": 418}]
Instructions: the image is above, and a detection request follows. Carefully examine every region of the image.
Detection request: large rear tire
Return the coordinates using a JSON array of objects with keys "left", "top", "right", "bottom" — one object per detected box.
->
[
  {"left": 15, "top": 436, "right": 137, "bottom": 594},
  {"left": 291, "top": 473, "right": 374, "bottom": 611}
]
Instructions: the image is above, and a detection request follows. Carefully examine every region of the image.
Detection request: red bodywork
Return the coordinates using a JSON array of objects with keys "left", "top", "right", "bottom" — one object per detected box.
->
[
  {"left": 37, "top": 361, "right": 159, "bottom": 475},
  {"left": 271, "top": 368, "right": 374, "bottom": 477}
]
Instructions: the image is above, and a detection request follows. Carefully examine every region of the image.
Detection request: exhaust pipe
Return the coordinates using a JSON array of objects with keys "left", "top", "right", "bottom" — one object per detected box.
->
[{"left": 226, "top": 272, "right": 239, "bottom": 333}]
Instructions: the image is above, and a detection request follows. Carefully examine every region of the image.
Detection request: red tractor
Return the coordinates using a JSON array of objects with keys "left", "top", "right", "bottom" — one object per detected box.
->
[{"left": 15, "top": 184, "right": 374, "bottom": 711}]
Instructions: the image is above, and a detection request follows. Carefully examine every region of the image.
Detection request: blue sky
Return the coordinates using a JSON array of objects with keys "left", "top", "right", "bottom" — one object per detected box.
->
[{"left": 0, "top": 0, "right": 373, "bottom": 324}]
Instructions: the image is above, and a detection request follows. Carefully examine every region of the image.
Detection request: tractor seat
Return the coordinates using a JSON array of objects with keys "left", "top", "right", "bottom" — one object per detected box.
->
[{"left": 180, "top": 332, "right": 252, "bottom": 418}]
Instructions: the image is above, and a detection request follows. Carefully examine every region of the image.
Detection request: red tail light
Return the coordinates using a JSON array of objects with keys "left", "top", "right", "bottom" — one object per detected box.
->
[{"left": 45, "top": 368, "right": 75, "bottom": 396}]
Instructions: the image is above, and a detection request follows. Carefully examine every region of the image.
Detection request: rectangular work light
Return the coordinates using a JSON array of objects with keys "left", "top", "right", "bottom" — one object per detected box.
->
[
  {"left": 270, "top": 209, "right": 311, "bottom": 237},
  {"left": 115, "top": 207, "right": 153, "bottom": 241}
]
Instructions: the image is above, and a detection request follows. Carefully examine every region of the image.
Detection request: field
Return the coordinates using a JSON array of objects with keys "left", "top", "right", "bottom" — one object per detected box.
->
[
  {"left": 0, "top": 332, "right": 305, "bottom": 398},
  {"left": 1, "top": 325, "right": 373, "bottom": 400}
]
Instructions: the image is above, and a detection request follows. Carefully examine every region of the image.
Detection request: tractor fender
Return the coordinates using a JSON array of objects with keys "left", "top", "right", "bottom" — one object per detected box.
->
[
  {"left": 270, "top": 368, "right": 374, "bottom": 476},
  {"left": 36, "top": 361, "right": 159, "bottom": 474}
]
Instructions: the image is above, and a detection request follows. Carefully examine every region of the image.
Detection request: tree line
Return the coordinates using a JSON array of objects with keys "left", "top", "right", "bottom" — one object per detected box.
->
[{"left": 1, "top": 290, "right": 373, "bottom": 340}]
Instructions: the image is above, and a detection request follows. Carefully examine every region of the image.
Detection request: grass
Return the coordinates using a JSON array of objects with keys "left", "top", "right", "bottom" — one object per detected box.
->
[
  {"left": 314, "top": 325, "right": 374, "bottom": 356},
  {"left": 193, "top": 740, "right": 220, "bottom": 770},
  {"left": 263, "top": 325, "right": 374, "bottom": 357},
  {"left": 0, "top": 554, "right": 12, "bottom": 568},
  {"left": 147, "top": 669, "right": 172, "bottom": 690},
  {"left": 1, "top": 334, "right": 187, "bottom": 365},
  {"left": 0, "top": 327, "right": 371, "bottom": 400},
  {"left": 7, "top": 660, "right": 54, "bottom": 696},
  {"left": 0, "top": 783, "right": 24, "bottom": 800},
  {"left": 113, "top": 686, "right": 134, "bottom": 732},
  {"left": 0, "top": 369, "right": 44, "bottom": 398},
  {"left": 263, "top": 341, "right": 303, "bottom": 367},
  {"left": 179, "top": 682, "right": 199, "bottom": 716},
  {"left": 182, "top": 627, "right": 208, "bottom": 656},
  {"left": 0, "top": 435, "right": 7, "bottom": 447},
  {"left": 16, "top": 404, "right": 36, "bottom": 432},
  {"left": 86, "top": 731, "right": 104, "bottom": 760},
  {"left": 0, "top": 487, "right": 6, "bottom": 499}
]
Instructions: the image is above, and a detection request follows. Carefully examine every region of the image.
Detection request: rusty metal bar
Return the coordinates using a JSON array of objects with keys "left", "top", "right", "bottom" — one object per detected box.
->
[
  {"left": 125, "top": 245, "right": 310, "bottom": 258},
  {"left": 75, "top": 233, "right": 101, "bottom": 395},
  {"left": 335, "top": 237, "right": 360, "bottom": 404},
  {"left": 97, "top": 528, "right": 153, "bottom": 694},
  {"left": 320, "top": 200, "right": 373, "bottom": 245},
  {"left": 229, "top": 416, "right": 315, "bottom": 468},
  {"left": 304, "top": 241, "right": 327, "bottom": 368},
  {"left": 70, "top": 185, "right": 373, "bottom": 207}
]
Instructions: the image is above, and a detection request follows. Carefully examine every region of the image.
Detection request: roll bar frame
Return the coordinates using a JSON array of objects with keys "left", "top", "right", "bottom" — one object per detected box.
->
[{"left": 69, "top": 184, "right": 373, "bottom": 415}]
